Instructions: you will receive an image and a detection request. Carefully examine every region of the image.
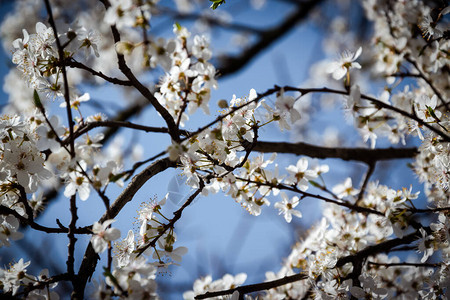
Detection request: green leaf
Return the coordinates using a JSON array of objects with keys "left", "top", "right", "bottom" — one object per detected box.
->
[
  {"left": 109, "top": 172, "right": 125, "bottom": 183},
  {"left": 33, "top": 90, "right": 43, "bottom": 109},
  {"left": 209, "top": 0, "right": 226, "bottom": 10},
  {"left": 426, "top": 105, "right": 440, "bottom": 122},
  {"left": 309, "top": 180, "right": 323, "bottom": 189},
  {"left": 103, "top": 267, "right": 121, "bottom": 289}
]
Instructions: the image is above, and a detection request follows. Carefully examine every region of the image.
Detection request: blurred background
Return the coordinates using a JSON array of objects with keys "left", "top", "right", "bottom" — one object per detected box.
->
[{"left": 0, "top": 0, "right": 424, "bottom": 298}]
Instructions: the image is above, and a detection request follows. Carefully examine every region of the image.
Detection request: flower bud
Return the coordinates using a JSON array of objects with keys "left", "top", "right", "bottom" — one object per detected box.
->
[
  {"left": 115, "top": 41, "right": 135, "bottom": 55},
  {"left": 217, "top": 99, "right": 228, "bottom": 108}
]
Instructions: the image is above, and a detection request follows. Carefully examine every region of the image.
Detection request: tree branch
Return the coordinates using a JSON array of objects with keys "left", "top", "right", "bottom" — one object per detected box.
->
[
  {"left": 252, "top": 141, "right": 417, "bottom": 163},
  {"left": 217, "top": 0, "right": 323, "bottom": 78},
  {"left": 43, "top": 0, "right": 79, "bottom": 279},
  {"left": 335, "top": 228, "right": 426, "bottom": 268},
  {"left": 65, "top": 58, "right": 133, "bottom": 86},
  {"left": 367, "top": 261, "right": 440, "bottom": 268},
  {"left": 195, "top": 273, "right": 308, "bottom": 299},
  {"left": 356, "top": 162, "right": 376, "bottom": 204},
  {"left": 0, "top": 205, "right": 90, "bottom": 234},
  {"left": 70, "top": 120, "right": 190, "bottom": 141},
  {"left": 107, "top": 22, "right": 181, "bottom": 143},
  {"left": 234, "top": 177, "right": 384, "bottom": 216}
]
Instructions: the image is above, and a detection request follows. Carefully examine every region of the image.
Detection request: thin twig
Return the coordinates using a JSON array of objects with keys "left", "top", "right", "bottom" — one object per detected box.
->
[
  {"left": 43, "top": 0, "right": 78, "bottom": 278},
  {"left": 355, "top": 162, "right": 376, "bottom": 205},
  {"left": 108, "top": 22, "right": 181, "bottom": 143},
  {"left": 70, "top": 120, "right": 189, "bottom": 142},
  {"left": 195, "top": 273, "right": 308, "bottom": 299},
  {"left": 234, "top": 177, "right": 384, "bottom": 216},
  {"left": 0, "top": 205, "right": 90, "bottom": 234},
  {"left": 406, "top": 57, "right": 449, "bottom": 111},
  {"left": 336, "top": 227, "right": 429, "bottom": 268},
  {"left": 65, "top": 58, "right": 133, "bottom": 86},
  {"left": 137, "top": 180, "right": 205, "bottom": 255}
]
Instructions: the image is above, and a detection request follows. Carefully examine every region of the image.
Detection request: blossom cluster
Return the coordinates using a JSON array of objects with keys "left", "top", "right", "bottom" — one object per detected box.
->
[
  {"left": 152, "top": 24, "right": 218, "bottom": 125},
  {"left": 91, "top": 194, "right": 187, "bottom": 298},
  {"left": 168, "top": 88, "right": 312, "bottom": 220},
  {"left": 0, "top": 259, "right": 59, "bottom": 298}
]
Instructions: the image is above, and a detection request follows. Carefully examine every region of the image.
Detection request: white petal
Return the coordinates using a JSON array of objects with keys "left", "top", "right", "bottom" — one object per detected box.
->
[
  {"left": 333, "top": 67, "right": 347, "bottom": 80},
  {"left": 353, "top": 47, "right": 362, "bottom": 60}
]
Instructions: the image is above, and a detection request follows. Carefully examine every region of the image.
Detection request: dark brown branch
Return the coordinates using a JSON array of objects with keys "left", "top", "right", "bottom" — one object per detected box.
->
[
  {"left": 0, "top": 205, "right": 90, "bottom": 234},
  {"left": 217, "top": 0, "right": 323, "bottom": 78},
  {"left": 252, "top": 141, "right": 417, "bottom": 164},
  {"left": 411, "top": 206, "right": 450, "bottom": 213},
  {"left": 21, "top": 273, "right": 72, "bottom": 298},
  {"left": 101, "top": 158, "right": 176, "bottom": 221},
  {"left": 186, "top": 85, "right": 450, "bottom": 146},
  {"left": 234, "top": 177, "right": 384, "bottom": 216},
  {"left": 335, "top": 228, "right": 427, "bottom": 268},
  {"left": 281, "top": 86, "right": 450, "bottom": 142},
  {"left": 65, "top": 58, "right": 133, "bottom": 86},
  {"left": 43, "top": 0, "right": 78, "bottom": 279},
  {"left": 108, "top": 23, "right": 181, "bottom": 143},
  {"left": 406, "top": 57, "right": 449, "bottom": 111},
  {"left": 356, "top": 162, "right": 376, "bottom": 204},
  {"left": 195, "top": 273, "right": 308, "bottom": 299},
  {"left": 44, "top": 0, "right": 74, "bottom": 156},
  {"left": 368, "top": 261, "right": 440, "bottom": 268},
  {"left": 70, "top": 120, "right": 190, "bottom": 141},
  {"left": 161, "top": 8, "right": 264, "bottom": 34},
  {"left": 390, "top": 72, "right": 421, "bottom": 78},
  {"left": 67, "top": 194, "right": 78, "bottom": 276},
  {"left": 194, "top": 227, "right": 427, "bottom": 299}
]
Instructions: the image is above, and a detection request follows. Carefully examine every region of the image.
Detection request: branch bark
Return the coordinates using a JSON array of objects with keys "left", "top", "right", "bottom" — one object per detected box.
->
[
  {"left": 195, "top": 273, "right": 308, "bottom": 299},
  {"left": 217, "top": 0, "right": 324, "bottom": 78},
  {"left": 253, "top": 141, "right": 417, "bottom": 163}
]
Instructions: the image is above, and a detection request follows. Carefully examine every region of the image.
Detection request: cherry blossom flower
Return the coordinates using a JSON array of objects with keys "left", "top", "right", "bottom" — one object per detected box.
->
[
  {"left": 60, "top": 92, "right": 90, "bottom": 109},
  {"left": 1, "top": 258, "right": 31, "bottom": 295},
  {"left": 153, "top": 245, "right": 188, "bottom": 263},
  {"left": 417, "top": 228, "right": 434, "bottom": 263},
  {"left": 138, "top": 195, "right": 167, "bottom": 237},
  {"left": 76, "top": 27, "right": 101, "bottom": 58},
  {"left": 64, "top": 170, "right": 91, "bottom": 201},
  {"left": 114, "top": 230, "right": 135, "bottom": 268},
  {"left": 274, "top": 193, "right": 302, "bottom": 223},
  {"left": 414, "top": 94, "right": 441, "bottom": 123},
  {"left": 183, "top": 273, "right": 247, "bottom": 300},
  {"left": 285, "top": 157, "right": 317, "bottom": 190},
  {"left": 327, "top": 47, "right": 362, "bottom": 80},
  {"left": 91, "top": 219, "right": 121, "bottom": 254},
  {"left": 350, "top": 275, "right": 388, "bottom": 299},
  {"left": 332, "top": 177, "right": 359, "bottom": 198},
  {"left": 419, "top": 15, "right": 443, "bottom": 40},
  {"left": 275, "top": 89, "right": 301, "bottom": 124},
  {"left": 0, "top": 215, "right": 24, "bottom": 247},
  {"left": 2, "top": 139, "right": 53, "bottom": 193}
]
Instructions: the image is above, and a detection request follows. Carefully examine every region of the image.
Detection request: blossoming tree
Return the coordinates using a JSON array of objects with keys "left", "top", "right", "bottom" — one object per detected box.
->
[{"left": 0, "top": 0, "right": 449, "bottom": 299}]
